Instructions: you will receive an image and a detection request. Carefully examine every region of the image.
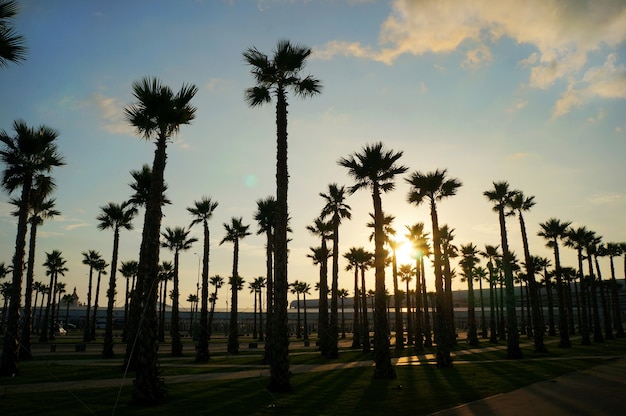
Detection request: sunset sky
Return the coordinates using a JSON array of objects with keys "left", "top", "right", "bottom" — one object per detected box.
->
[{"left": 1, "top": 0, "right": 625, "bottom": 312}]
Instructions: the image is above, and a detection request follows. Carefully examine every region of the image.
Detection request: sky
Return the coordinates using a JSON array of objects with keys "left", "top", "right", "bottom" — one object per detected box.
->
[{"left": 1, "top": 0, "right": 625, "bottom": 312}]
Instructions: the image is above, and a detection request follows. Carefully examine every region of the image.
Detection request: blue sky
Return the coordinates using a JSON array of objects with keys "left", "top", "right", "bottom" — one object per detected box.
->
[{"left": 1, "top": 0, "right": 625, "bottom": 311}]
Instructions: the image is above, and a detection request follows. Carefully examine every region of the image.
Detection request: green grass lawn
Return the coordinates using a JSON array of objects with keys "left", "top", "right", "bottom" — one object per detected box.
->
[{"left": 1, "top": 336, "right": 624, "bottom": 416}]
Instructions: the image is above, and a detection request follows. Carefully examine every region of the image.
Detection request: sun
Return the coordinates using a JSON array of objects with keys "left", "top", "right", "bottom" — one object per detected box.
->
[{"left": 394, "top": 237, "right": 420, "bottom": 266}]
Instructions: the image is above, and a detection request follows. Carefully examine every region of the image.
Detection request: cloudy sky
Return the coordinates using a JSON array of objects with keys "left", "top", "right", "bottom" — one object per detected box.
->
[{"left": 1, "top": 0, "right": 625, "bottom": 311}]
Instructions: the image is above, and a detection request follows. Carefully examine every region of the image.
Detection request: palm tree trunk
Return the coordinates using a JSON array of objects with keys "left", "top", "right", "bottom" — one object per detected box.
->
[
  {"left": 90, "top": 271, "right": 102, "bottom": 341},
  {"left": 228, "top": 243, "right": 239, "bottom": 355},
  {"left": 132, "top": 135, "right": 167, "bottom": 404},
  {"left": 351, "top": 267, "right": 361, "bottom": 349},
  {"left": 171, "top": 251, "right": 183, "bottom": 356},
  {"left": 196, "top": 221, "right": 211, "bottom": 363},
  {"left": 318, "top": 245, "right": 329, "bottom": 356},
  {"left": 576, "top": 250, "right": 591, "bottom": 345},
  {"left": 328, "top": 222, "right": 340, "bottom": 358},
  {"left": 392, "top": 252, "right": 403, "bottom": 350},
  {"left": 263, "top": 230, "right": 274, "bottom": 363},
  {"left": 421, "top": 259, "right": 432, "bottom": 347},
  {"left": 594, "top": 256, "right": 613, "bottom": 340},
  {"left": 414, "top": 259, "right": 424, "bottom": 351},
  {"left": 20, "top": 220, "right": 39, "bottom": 360},
  {"left": 554, "top": 242, "right": 571, "bottom": 348},
  {"left": 405, "top": 279, "right": 413, "bottom": 346},
  {"left": 103, "top": 228, "right": 120, "bottom": 358},
  {"left": 268, "top": 88, "right": 291, "bottom": 392},
  {"left": 0, "top": 182, "right": 31, "bottom": 376},
  {"left": 360, "top": 269, "right": 370, "bottom": 352},
  {"left": 587, "top": 255, "right": 604, "bottom": 343},
  {"left": 372, "top": 189, "right": 395, "bottom": 379}
]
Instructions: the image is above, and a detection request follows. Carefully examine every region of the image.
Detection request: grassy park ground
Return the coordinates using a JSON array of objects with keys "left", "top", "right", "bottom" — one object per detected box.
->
[{"left": 1, "top": 331, "right": 625, "bottom": 415}]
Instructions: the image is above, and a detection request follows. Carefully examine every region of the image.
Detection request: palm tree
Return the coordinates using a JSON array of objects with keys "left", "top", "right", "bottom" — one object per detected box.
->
[
  {"left": 339, "top": 142, "right": 407, "bottom": 379},
  {"left": 306, "top": 217, "right": 333, "bottom": 357},
  {"left": 41, "top": 250, "right": 67, "bottom": 342},
  {"left": 338, "top": 288, "right": 350, "bottom": 339},
  {"left": 90, "top": 258, "right": 108, "bottom": 341},
  {"left": 406, "top": 168, "right": 461, "bottom": 367},
  {"left": 20, "top": 177, "right": 59, "bottom": 359},
  {"left": 439, "top": 224, "right": 458, "bottom": 344},
  {"left": 564, "top": 227, "right": 592, "bottom": 344},
  {"left": 459, "top": 243, "right": 479, "bottom": 346},
  {"left": 481, "top": 245, "right": 501, "bottom": 343},
  {"left": 290, "top": 280, "right": 304, "bottom": 339},
  {"left": 583, "top": 232, "right": 604, "bottom": 343},
  {"left": 62, "top": 293, "right": 74, "bottom": 329},
  {"left": 208, "top": 275, "right": 224, "bottom": 340},
  {"left": 405, "top": 222, "right": 429, "bottom": 350},
  {"left": 157, "top": 261, "right": 174, "bottom": 342},
  {"left": 0, "top": 120, "right": 64, "bottom": 376},
  {"left": 187, "top": 196, "right": 218, "bottom": 363},
  {"left": 254, "top": 197, "right": 276, "bottom": 357},
  {"left": 538, "top": 219, "right": 572, "bottom": 348},
  {"left": 0, "top": 1, "right": 27, "bottom": 68},
  {"left": 398, "top": 264, "right": 414, "bottom": 346},
  {"left": 249, "top": 277, "right": 265, "bottom": 340},
  {"left": 161, "top": 226, "right": 197, "bottom": 356},
  {"left": 473, "top": 265, "right": 489, "bottom": 338},
  {"left": 118, "top": 260, "right": 138, "bottom": 342},
  {"left": 300, "top": 281, "right": 312, "bottom": 341},
  {"left": 535, "top": 256, "right": 555, "bottom": 336},
  {"left": 483, "top": 181, "right": 522, "bottom": 359},
  {"left": 186, "top": 294, "right": 198, "bottom": 336},
  {"left": 605, "top": 243, "right": 624, "bottom": 337},
  {"left": 319, "top": 183, "right": 351, "bottom": 358},
  {"left": 244, "top": 40, "right": 322, "bottom": 391},
  {"left": 31, "top": 280, "right": 42, "bottom": 332},
  {"left": 125, "top": 76, "right": 197, "bottom": 403},
  {"left": 97, "top": 201, "right": 137, "bottom": 358},
  {"left": 343, "top": 247, "right": 362, "bottom": 349},
  {"left": 220, "top": 217, "right": 251, "bottom": 355},
  {"left": 128, "top": 164, "right": 171, "bottom": 208},
  {"left": 35, "top": 283, "right": 47, "bottom": 334},
  {"left": 594, "top": 244, "right": 613, "bottom": 341},
  {"left": 388, "top": 239, "right": 404, "bottom": 350},
  {"left": 55, "top": 282, "right": 66, "bottom": 324},
  {"left": 508, "top": 191, "right": 546, "bottom": 353}
]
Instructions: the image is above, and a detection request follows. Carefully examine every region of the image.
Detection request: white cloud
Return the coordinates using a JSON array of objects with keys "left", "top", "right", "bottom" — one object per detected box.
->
[
  {"left": 587, "top": 192, "right": 625, "bottom": 205},
  {"left": 91, "top": 93, "right": 135, "bottom": 136},
  {"left": 315, "top": 0, "right": 626, "bottom": 115}
]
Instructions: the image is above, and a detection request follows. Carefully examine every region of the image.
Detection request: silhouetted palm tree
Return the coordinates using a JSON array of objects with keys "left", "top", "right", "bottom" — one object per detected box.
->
[
  {"left": 208, "top": 275, "right": 224, "bottom": 340},
  {"left": 484, "top": 181, "right": 522, "bottom": 359},
  {"left": 0, "top": 120, "right": 64, "bottom": 376},
  {"left": 254, "top": 197, "right": 276, "bottom": 356},
  {"left": 81, "top": 250, "right": 101, "bottom": 342},
  {"left": 0, "top": 1, "right": 27, "bottom": 68},
  {"left": 118, "top": 260, "right": 138, "bottom": 342},
  {"left": 188, "top": 196, "right": 218, "bottom": 362},
  {"left": 90, "top": 258, "right": 108, "bottom": 341},
  {"left": 306, "top": 217, "right": 333, "bottom": 357},
  {"left": 125, "top": 77, "right": 197, "bottom": 403},
  {"left": 564, "top": 226, "right": 593, "bottom": 345},
  {"left": 340, "top": 142, "right": 407, "bottom": 379},
  {"left": 161, "top": 226, "right": 197, "bottom": 356},
  {"left": 481, "top": 245, "right": 501, "bottom": 343},
  {"left": 343, "top": 247, "right": 362, "bottom": 349},
  {"left": 338, "top": 288, "right": 350, "bottom": 339},
  {"left": 320, "top": 183, "right": 351, "bottom": 358},
  {"left": 459, "top": 243, "right": 479, "bottom": 346},
  {"left": 406, "top": 168, "right": 461, "bottom": 367},
  {"left": 508, "top": 191, "right": 546, "bottom": 353},
  {"left": 19, "top": 177, "right": 59, "bottom": 359},
  {"left": 220, "top": 217, "right": 251, "bottom": 355},
  {"left": 244, "top": 39, "right": 321, "bottom": 393},
  {"left": 538, "top": 218, "right": 572, "bottom": 348},
  {"left": 605, "top": 243, "right": 624, "bottom": 337},
  {"left": 98, "top": 201, "right": 136, "bottom": 358},
  {"left": 41, "top": 250, "right": 67, "bottom": 342}
]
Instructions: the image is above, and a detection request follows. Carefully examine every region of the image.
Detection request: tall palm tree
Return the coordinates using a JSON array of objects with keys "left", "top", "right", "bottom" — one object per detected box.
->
[
  {"left": 19, "top": 177, "right": 59, "bottom": 359},
  {"left": 31, "top": 279, "right": 42, "bottom": 332},
  {"left": 483, "top": 181, "right": 522, "bottom": 359},
  {"left": 535, "top": 256, "right": 555, "bottom": 336},
  {"left": 188, "top": 196, "right": 218, "bottom": 363},
  {"left": 564, "top": 226, "right": 593, "bottom": 344},
  {"left": 0, "top": 120, "right": 64, "bottom": 376},
  {"left": 41, "top": 250, "right": 67, "bottom": 342},
  {"left": 128, "top": 164, "right": 171, "bottom": 208},
  {"left": 398, "top": 263, "right": 414, "bottom": 346},
  {"left": 161, "top": 226, "right": 197, "bottom": 356},
  {"left": 319, "top": 183, "right": 351, "bottom": 358},
  {"left": 508, "top": 191, "right": 546, "bottom": 353},
  {"left": 307, "top": 245, "right": 332, "bottom": 355},
  {"left": 480, "top": 245, "right": 501, "bottom": 343},
  {"left": 538, "top": 218, "right": 572, "bottom": 348},
  {"left": 97, "top": 201, "right": 136, "bottom": 358},
  {"left": 118, "top": 260, "right": 138, "bottom": 342},
  {"left": 388, "top": 238, "right": 404, "bottom": 350},
  {"left": 357, "top": 249, "right": 374, "bottom": 353},
  {"left": 62, "top": 293, "right": 74, "bottom": 329},
  {"left": 300, "top": 281, "right": 312, "bottom": 341},
  {"left": 406, "top": 168, "right": 461, "bottom": 367},
  {"left": 254, "top": 197, "right": 276, "bottom": 358},
  {"left": 405, "top": 222, "right": 429, "bottom": 350},
  {"left": 594, "top": 244, "right": 613, "bottom": 340},
  {"left": 338, "top": 288, "right": 350, "bottom": 339},
  {"left": 306, "top": 217, "right": 333, "bottom": 357},
  {"left": 249, "top": 277, "right": 265, "bottom": 340},
  {"left": 439, "top": 224, "right": 458, "bottom": 344},
  {"left": 207, "top": 275, "right": 224, "bottom": 340},
  {"left": 35, "top": 283, "right": 47, "bottom": 334},
  {"left": 90, "top": 258, "right": 108, "bottom": 341},
  {"left": 290, "top": 280, "right": 304, "bottom": 338},
  {"left": 583, "top": 232, "right": 604, "bottom": 343},
  {"left": 0, "top": 0, "right": 27, "bottom": 68},
  {"left": 605, "top": 243, "right": 624, "bottom": 337},
  {"left": 125, "top": 77, "right": 197, "bottom": 403},
  {"left": 157, "top": 261, "right": 174, "bottom": 343},
  {"left": 459, "top": 243, "right": 479, "bottom": 346},
  {"left": 220, "top": 217, "right": 251, "bottom": 355},
  {"left": 473, "top": 265, "right": 489, "bottom": 338},
  {"left": 339, "top": 142, "right": 407, "bottom": 379},
  {"left": 343, "top": 247, "right": 362, "bottom": 349},
  {"left": 244, "top": 40, "right": 321, "bottom": 391}
]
